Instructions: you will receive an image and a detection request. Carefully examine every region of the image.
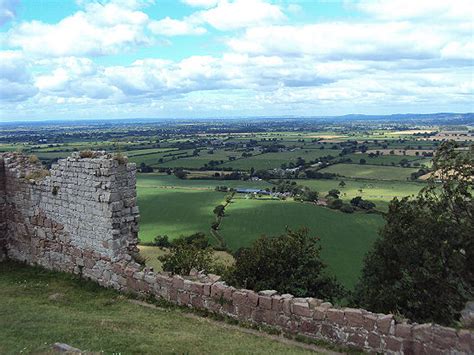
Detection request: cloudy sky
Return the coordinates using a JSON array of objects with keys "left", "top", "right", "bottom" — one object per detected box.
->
[{"left": 0, "top": 0, "right": 473, "bottom": 121}]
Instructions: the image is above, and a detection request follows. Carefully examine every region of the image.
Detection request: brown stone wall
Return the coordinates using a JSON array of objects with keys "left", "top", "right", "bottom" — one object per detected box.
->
[
  {"left": 0, "top": 152, "right": 139, "bottom": 272},
  {"left": 0, "top": 152, "right": 472, "bottom": 354}
]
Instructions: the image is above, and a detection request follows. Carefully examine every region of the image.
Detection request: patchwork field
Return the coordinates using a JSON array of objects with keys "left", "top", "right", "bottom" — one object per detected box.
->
[
  {"left": 219, "top": 198, "right": 384, "bottom": 289},
  {"left": 319, "top": 163, "right": 418, "bottom": 181}
]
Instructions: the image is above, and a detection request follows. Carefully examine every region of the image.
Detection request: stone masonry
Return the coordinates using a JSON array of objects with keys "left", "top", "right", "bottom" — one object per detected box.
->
[{"left": 0, "top": 152, "right": 472, "bottom": 354}]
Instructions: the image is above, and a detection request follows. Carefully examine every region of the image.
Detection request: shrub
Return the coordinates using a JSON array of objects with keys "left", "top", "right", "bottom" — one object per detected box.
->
[
  {"left": 113, "top": 153, "right": 128, "bottom": 165},
  {"left": 152, "top": 235, "right": 171, "bottom": 248},
  {"left": 225, "top": 228, "right": 345, "bottom": 301},
  {"left": 25, "top": 169, "right": 50, "bottom": 181},
  {"left": 340, "top": 204, "right": 354, "bottom": 213},
  {"left": 327, "top": 198, "right": 343, "bottom": 209},
  {"left": 159, "top": 244, "right": 215, "bottom": 275},
  {"left": 79, "top": 150, "right": 96, "bottom": 158},
  {"left": 172, "top": 232, "right": 209, "bottom": 249}
]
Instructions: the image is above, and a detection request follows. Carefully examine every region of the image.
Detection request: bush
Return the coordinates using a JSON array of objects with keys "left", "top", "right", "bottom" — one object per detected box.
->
[
  {"left": 159, "top": 245, "right": 215, "bottom": 275},
  {"left": 79, "top": 150, "right": 97, "bottom": 158},
  {"left": 327, "top": 198, "right": 343, "bottom": 209},
  {"left": 152, "top": 235, "right": 171, "bottom": 248},
  {"left": 225, "top": 228, "right": 345, "bottom": 301},
  {"left": 113, "top": 153, "right": 128, "bottom": 165},
  {"left": 340, "top": 204, "right": 354, "bottom": 213},
  {"left": 172, "top": 232, "right": 209, "bottom": 249}
]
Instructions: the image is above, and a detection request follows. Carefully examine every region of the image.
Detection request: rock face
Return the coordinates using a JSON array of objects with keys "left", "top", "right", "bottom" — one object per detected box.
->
[{"left": 0, "top": 152, "right": 472, "bottom": 355}]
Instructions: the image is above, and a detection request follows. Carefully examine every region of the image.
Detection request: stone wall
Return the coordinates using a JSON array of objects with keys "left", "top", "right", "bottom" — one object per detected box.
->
[
  {"left": 0, "top": 152, "right": 139, "bottom": 273},
  {"left": 0, "top": 152, "right": 472, "bottom": 354}
]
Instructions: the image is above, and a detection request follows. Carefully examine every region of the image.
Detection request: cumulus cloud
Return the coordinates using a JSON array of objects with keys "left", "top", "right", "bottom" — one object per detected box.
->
[
  {"left": 149, "top": 17, "right": 206, "bottom": 36},
  {"left": 181, "top": 0, "right": 219, "bottom": 8},
  {"left": 0, "top": 51, "right": 38, "bottom": 102},
  {"left": 6, "top": 1, "right": 150, "bottom": 57}
]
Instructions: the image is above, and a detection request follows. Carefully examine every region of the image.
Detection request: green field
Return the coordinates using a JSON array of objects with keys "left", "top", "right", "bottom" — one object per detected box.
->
[
  {"left": 294, "top": 178, "right": 425, "bottom": 211},
  {"left": 319, "top": 163, "right": 418, "bottom": 181},
  {"left": 221, "top": 149, "right": 340, "bottom": 170},
  {"left": 343, "top": 153, "right": 430, "bottom": 167},
  {"left": 0, "top": 262, "right": 314, "bottom": 354},
  {"left": 137, "top": 174, "right": 272, "bottom": 242},
  {"left": 219, "top": 198, "right": 385, "bottom": 289}
]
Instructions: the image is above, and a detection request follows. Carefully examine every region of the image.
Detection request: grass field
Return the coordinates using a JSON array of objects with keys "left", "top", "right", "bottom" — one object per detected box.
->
[
  {"left": 0, "top": 262, "right": 315, "bottom": 354},
  {"left": 219, "top": 198, "right": 384, "bottom": 289},
  {"left": 294, "top": 178, "right": 425, "bottom": 211},
  {"left": 221, "top": 149, "right": 341, "bottom": 170},
  {"left": 343, "top": 153, "right": 429, "bottom": 167},
  {"left": 319, "top": 163, "right": 418, "bottom": 181},
  {"left": 137, "top": 174, "right": 272, "bottom": 242}
]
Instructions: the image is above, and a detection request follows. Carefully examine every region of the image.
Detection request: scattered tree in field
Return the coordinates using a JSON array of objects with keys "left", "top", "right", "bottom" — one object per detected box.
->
[
  {"left": 327, "top": 189, "right": 341, "bottom": 198},
  {"left": 359, "top": 158, "right": 366, "bottom": 165},
  {"left": 152, "top": 235, "right": 171, "bottom": 248},
  {"left": 225, "top": 228, "right": 345, "bottom": 301},
  {"left": 159, "top": 244, "right": 215, "bottom": 275},
  {"left": 339, "top": 180, "right": 346, "bottom": 187},
  {"left": 213, "top": 204, "right": 226, "bottom": 217},
  {"left": 174, "top": 169, "right": 187, "bottom": 179},
  {"left": 353, "top": 142, "right": 474, "bottom": 326},
  {"left": 350, "top": 196, "right": 376, "bottom": 210}
]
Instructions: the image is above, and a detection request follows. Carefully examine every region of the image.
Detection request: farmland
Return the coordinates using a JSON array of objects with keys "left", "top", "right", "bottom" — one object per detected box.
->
[{"left": 2, "top": 117, "right": 472, "bottom": 293}]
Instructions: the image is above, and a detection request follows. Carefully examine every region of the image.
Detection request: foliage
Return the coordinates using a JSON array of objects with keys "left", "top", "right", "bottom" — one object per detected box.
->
[
  {"left": 172, "top": 232, "right": 210, "bottom": 249},
  {"left": 174, "top": 169, "right": 188, "bottom": 179},
  {"left": 152, "top": 235, "right": 171, "bottom": 248},
  {"left": 350, "top": 196, "right": 376, "bottom": 210},
  {"left": 213, "top": 204, "right": 226, "bottom": 217},
  {"left": 159, "top": 244, "right": 215, "bottom": 275},
  {"left": 339, "top": 204, "right": 354, "bottom": 213},
  {"left": 327, "top": 189, "right": 340, "bottom": 198},
  {"left": 225, "top": 228, "right": 345, "bottom": 301},
  {"left": 327, "top": 198, "right": 343, "bottom": 210},
  {"left": 353, "top": 142, "right": 474, "bottom": 326}
]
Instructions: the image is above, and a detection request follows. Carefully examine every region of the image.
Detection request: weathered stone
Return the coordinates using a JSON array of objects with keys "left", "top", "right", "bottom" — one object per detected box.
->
[
  {"left": 292, "top": 302, "right": 313, "bottom": 318},
  {"left": 376, "top": 314, "right": 394, "bottom": 335},
  {"left": 313, "top": 306, "right": 327, "bottom": 321},
  {"left": 258, "top": 295, "right": 273, "bottom": 310},
  {"left": 344, "top": 308, "right": 364, "bottom": 327},
  {"left": 412, "top": 323, "right": 433, "bottom": 343},
  {"left": 394, "top": 322, "right": 412, "bottom": 338},
  {"left": 326, "top": 309, "right": 345, "bottom": 325},
  {"left": 432, "top": 325, "right": 457, "bottom": 349}
]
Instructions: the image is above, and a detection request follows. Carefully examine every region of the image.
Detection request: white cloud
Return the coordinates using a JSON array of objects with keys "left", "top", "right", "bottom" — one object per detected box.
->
[
  {"left": 227, "top": 22, "right": 473, "bottom": 62},
  {"left": 357, "top": 0, "right": 473, "bottom": 22},
  {"left": 194, "top": 0, "right": 285, "bottom": 31},
  {"left": 181, "top": 0, "right": 219, "bottom": 8},
  {"left": 149, "top": 17, "right": 206, "bottom": 36},
  {"left": 6, "top": 1, "right": 150, "bottom": 57},
  {"left": 0, "top": 0, "right": 19, "bottom": 25},
  {"left": 0, "top": 51, "right": 38, "bottom": 102}
]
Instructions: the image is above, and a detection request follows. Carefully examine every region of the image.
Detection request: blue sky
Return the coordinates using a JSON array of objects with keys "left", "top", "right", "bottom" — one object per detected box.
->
[{"left": 0, "top": 0, "right": 473, "bottom": 121}]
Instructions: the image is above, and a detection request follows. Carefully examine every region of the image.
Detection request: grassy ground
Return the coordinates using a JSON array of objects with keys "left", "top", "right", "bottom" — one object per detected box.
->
[
  {"left": 294, "top": 178, "right": 425, "bottom": 212},
  {"left": 219, "top": 198, "right": 384, "bottom": 290},
  {"left": 0, "top": 262, "right": 317, "bottom": 354},
  {"left": 319, "top": 163, "right": 418, "bottom": 181},
  {"left": 138, "top": 187, "right": 224, "bottom": 242},
  {"left": 137, "top": 174, "right": 272, "bottom": 242}
]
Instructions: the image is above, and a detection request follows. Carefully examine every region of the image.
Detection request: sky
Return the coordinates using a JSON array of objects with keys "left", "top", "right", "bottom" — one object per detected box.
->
[{"left": 0, "top": 0, "right": 473, "bottom": 121}]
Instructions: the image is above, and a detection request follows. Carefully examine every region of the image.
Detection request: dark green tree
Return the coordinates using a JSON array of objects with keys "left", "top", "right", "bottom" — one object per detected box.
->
[
  {"left": 353, "top": 142, "right": 473, "bottom": 325},
  {"left": 225, "top": 228, "right": 345, "bottom": 301}
]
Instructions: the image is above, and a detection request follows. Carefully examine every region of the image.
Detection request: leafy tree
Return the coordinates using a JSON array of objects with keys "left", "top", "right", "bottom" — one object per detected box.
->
[
  {"left": 174, "top": 169, "right": 187, "bottom": 179},
  {"left": 327, "top": 189, "right": 341, "bottom": 198},
  {"left": 339, "top": 180, "right": 346, "bottom": 187},
  {"left": 172, "top": 232, "right": 209, "bottom": 249},
  {"left": 225, "top": 228, "right": 345, "bottom": 301},
  {"left": 359, "top": 158, "right": 366, "bottom": 165},
  {"left": 213, "top": 204, "right": 225, "bottom": 217},
  {"left": 327, "top": 198, "right": 343, "bottom": 209},
  {"left": 353, "top": 142, "right": 473, "bottom": 325},
  {"left": 153, "top": 235, "right": 171, "bottom": 248}
]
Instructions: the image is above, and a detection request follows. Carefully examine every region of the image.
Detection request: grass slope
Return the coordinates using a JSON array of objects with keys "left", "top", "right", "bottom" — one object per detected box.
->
[
  {"left": 219, "top": 198, "right": 384, "bottom": 290},
  {"left": 0, "top": 262, "right": 314, "bottom": 354}
]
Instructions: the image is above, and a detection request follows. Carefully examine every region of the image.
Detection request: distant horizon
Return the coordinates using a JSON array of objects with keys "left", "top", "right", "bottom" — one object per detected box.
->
[
  {"left": 1, "top": 1, "right": 473, "bottom": 121},
  {"left": 1, "top": 111, "right": 472, "bottom": 124}
]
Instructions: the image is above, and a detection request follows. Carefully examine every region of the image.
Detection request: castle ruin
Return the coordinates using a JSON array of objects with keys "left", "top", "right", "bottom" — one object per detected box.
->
[{"left": 0, "top": 152, "right": 472, "bottom": 354}]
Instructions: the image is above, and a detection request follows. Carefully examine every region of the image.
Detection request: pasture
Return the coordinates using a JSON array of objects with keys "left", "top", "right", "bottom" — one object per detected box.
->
[
  {"left": 295, "top": 178, "right": 425, "bottom": 211},
  {"left": 219, "top": 198, "right": 385, "bottom": 289},
  {"left": 319, "top": 163, "right": 418, "bottom": 181}
]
